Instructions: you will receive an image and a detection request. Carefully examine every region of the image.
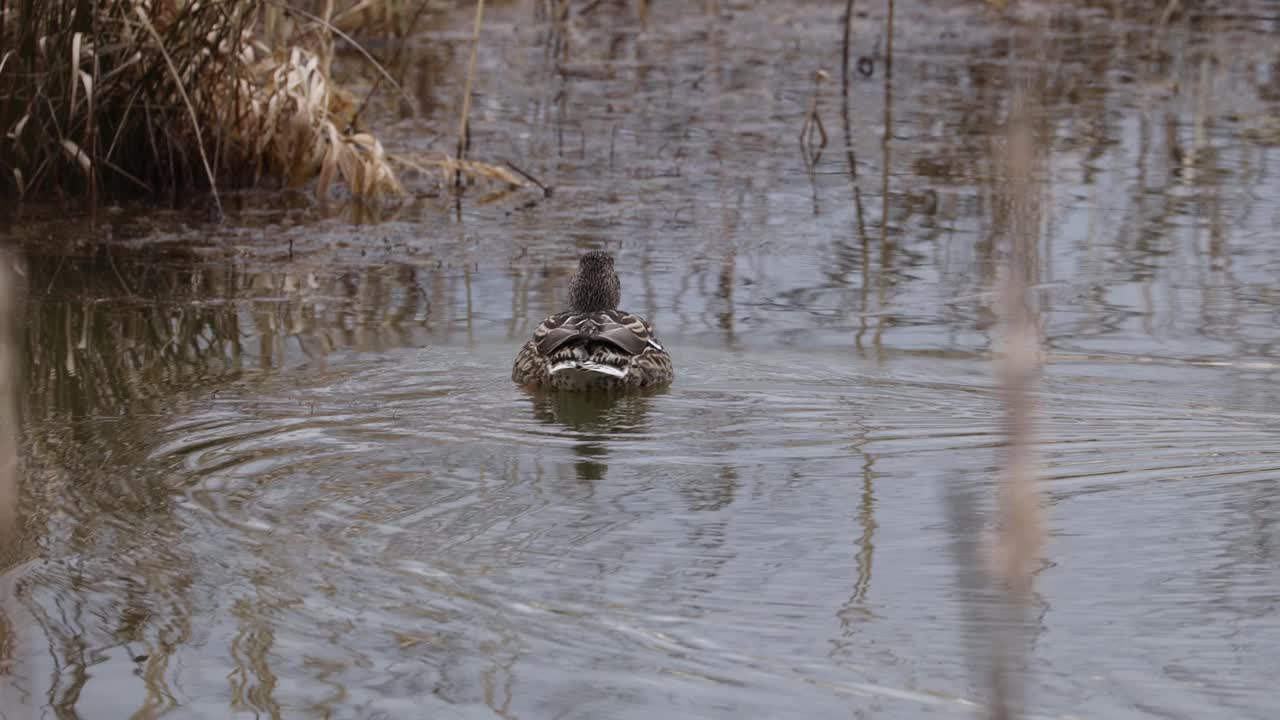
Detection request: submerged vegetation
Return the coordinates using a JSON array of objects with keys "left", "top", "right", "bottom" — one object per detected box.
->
[{"left": 0, "top": 0, "right": 526, "bottom": 205}]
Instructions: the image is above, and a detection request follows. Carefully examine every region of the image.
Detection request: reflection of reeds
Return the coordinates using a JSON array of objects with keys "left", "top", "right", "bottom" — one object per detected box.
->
[
  {"left": 228, "top": 597, "right": 283, "bottom": 720},
  {"left": 20, "top": 247, "right": 436, "bottom": 419}
]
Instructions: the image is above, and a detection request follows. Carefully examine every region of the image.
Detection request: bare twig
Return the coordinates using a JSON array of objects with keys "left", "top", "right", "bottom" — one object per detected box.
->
[
  {"left": 502, "top": 158, "right": 552, "bottom": 197},
  {"left": 799, "top": 70, "right": 830, "bottom": 167}
]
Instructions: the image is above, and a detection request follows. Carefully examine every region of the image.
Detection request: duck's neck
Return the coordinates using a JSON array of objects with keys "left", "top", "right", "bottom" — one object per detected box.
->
[{"left": 569, "top": 272, "right": 619, "bottom": 313}]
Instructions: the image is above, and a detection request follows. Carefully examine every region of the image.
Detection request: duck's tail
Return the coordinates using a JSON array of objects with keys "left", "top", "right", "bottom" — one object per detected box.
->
[
  {"left": 547, "top": 343, "right": 631, "bottom": 387},
  {"left": 549, "top": 360, "right": 628, "bottom": 378}
]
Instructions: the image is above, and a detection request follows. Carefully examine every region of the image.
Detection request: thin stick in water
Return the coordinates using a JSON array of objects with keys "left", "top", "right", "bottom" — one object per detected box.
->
[
  {"left": 879, "top": 0, "right": 895, "bottom": 263},
  {"left": 502, "top": 159, "right": 552, "bottom": 197},
  {"left": 841, "top": 0, "right": 855, "bottom": 103}
]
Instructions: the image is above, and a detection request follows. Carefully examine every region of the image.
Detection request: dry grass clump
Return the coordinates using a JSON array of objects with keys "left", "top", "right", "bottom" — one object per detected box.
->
[
  {"left": 0, "top": 0, "right": 407, "bottom": 204},
  {"left": 220, "top": 42, "right": 405, "bottom": 200}
]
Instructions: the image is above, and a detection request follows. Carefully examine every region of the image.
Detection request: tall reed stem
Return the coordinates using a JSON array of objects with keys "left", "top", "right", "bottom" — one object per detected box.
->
[{"left": 455, "top": 0, "right": 487, "bottom": 193}]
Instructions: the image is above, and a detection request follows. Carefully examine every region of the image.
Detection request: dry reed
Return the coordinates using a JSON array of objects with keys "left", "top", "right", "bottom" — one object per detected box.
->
[
  {"left": 454, "top": 0, "right": 486, "bottom": 193},
  {"left": 0, "top": 0, "right": 530, "bottom": 204},
  {"left": 0, "top": 0, "right": 402, "bottom": 201}
]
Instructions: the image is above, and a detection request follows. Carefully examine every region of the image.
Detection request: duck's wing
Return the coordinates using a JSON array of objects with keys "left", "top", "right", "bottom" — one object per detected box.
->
[
  {"left": 532, "top": 312, "right": 582, "bottom": 355},
  {"left": 597, "top": 310, "right": 664, "bottom": 355},
  {"left": 532, "top": 310, "right": 664, "bottom": 357}
]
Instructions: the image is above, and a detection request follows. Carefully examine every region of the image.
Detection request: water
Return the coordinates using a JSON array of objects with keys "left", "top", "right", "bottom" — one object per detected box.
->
[{"left": 4, "top": 1, "right": 1280, "bottom": 718}]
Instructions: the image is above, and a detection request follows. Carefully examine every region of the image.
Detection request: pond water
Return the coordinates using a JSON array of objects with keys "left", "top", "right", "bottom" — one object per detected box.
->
[{"left": 3, "top": 1, "right": 1280, "bottom": 718}]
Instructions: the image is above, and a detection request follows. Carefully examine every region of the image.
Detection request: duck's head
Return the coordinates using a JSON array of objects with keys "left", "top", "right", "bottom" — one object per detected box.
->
[{"left": 569, "top": 250, "right": 621, "bottom": 312}]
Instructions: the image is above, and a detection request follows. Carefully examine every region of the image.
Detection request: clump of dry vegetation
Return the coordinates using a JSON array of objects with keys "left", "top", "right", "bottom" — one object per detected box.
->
[{"left": 0, "top": 0, "right": 465, "bottom": 204}]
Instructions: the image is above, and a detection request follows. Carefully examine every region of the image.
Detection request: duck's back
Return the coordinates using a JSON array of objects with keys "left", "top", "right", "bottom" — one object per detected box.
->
[{"left": 512, "top": 309, "right": 672, "bottom": 390}]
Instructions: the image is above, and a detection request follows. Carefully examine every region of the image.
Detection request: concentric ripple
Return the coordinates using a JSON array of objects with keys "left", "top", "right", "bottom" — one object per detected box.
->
[{"left": 8, "top": 338, "right": 1278, "bottom": 718}]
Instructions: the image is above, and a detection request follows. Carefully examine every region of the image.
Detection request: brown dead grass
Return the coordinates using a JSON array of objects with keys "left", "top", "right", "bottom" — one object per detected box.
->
[{"left": 0, "top": 0, "right": 526, "bottom": 205}]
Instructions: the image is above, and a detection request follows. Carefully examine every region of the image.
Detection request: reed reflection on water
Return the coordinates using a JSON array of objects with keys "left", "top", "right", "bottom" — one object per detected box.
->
[{"left": 3, "top": 1, "right": 1280, "bottom": 718}]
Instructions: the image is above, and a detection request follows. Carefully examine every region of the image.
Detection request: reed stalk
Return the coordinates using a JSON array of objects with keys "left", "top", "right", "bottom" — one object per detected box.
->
[{"left": 454, "top": 0, "right": 486, "bottom": 193}]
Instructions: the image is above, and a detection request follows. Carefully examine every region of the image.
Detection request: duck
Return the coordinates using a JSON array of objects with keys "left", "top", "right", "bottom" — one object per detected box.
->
[{"left": 512, "top": 251, "right": 673, "bottom": 390}]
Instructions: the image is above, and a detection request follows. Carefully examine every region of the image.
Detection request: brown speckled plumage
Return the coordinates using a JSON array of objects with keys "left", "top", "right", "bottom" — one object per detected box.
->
[{"left": 512, "top": 252, "right": 673, "bottom": 390}]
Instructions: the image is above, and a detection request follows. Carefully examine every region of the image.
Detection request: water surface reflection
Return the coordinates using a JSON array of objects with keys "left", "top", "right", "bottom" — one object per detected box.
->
[
  {"left": 3, "top": 0, "right": 1280, "bottom": 718},
  {"left": 525, "top": 389, "right": 659, "bottom": 483}
]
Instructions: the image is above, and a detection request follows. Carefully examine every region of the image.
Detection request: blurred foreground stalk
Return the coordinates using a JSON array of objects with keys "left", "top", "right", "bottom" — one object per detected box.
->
[
  {"left": 987, "top": 93, "right": 1045, "bottom": 720},
  {"left": 948, "top": 77, "right": 1047, "bottom": 720},
  {"left": 0, "top": 252, "right": 16, "bottom": 555},
  {"left": 997, "top": 103, "right": 1042, "bottom": 609}
]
